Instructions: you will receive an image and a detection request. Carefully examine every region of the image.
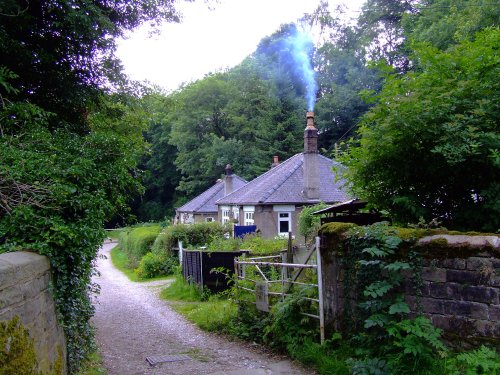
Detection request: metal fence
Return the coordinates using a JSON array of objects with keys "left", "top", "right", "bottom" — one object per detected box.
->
[{"left": 234, "top": 237, "right": 325, "bottom": 343}]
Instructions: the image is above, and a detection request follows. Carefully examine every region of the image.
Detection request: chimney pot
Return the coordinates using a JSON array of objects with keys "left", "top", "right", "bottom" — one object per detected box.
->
[
  {"left": 271, "top": 155, "right": 280, "bottom": 168},
  {"left": 225, "top": 164, "right": 233, "bottom": 176}
]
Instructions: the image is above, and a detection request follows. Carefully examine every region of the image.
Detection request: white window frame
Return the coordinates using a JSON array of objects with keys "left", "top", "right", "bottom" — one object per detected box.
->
[
  {"left": 244, "top": 211, "right": 254, "bottom": 226},
  {"left": 278, "top": 212, "right": 292, "bottom": 235},
  {"left": 221, "top": 206, "right": 230, "bottom": 224}
]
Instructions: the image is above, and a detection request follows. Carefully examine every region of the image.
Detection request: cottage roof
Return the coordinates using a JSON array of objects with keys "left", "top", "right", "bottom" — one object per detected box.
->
[
  {"left": 216, "top": 153, "right": 348, "bottom": 205},
  {"left": 177, "top": 175, "right": 247, "bottom": 213}
]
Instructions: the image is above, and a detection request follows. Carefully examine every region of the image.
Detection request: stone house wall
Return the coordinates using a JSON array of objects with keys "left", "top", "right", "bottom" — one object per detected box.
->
[{"left": 0, "top": 251, "right": 66, "bottom": 374}]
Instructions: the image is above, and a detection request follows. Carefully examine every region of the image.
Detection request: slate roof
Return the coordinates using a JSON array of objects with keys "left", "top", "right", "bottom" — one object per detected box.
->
[
  {"left": 177, "top": 175, "right": 247, "bottom": 214},
  {"left": 216, "top": 153, "right": 348, "bottom": 205}
]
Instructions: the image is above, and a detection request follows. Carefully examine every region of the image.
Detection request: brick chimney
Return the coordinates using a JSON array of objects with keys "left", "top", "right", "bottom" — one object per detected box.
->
[
  {"left": 303, "top": 112, "right": 319, "bottom": 200},
  {"left": 271, "top": 155, "right": 280, "bottom": 168},
  {"left": 224, "top": 164, "right": 234, "bottom": 196}
]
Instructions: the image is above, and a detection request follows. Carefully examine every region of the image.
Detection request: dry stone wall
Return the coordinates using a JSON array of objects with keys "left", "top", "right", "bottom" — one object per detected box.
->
[
  {"left": 0, "top": 251, "right": 66, "bottom": 374},
  {"left": 320, "top": 229, "right": 499, "bottom": 346}
]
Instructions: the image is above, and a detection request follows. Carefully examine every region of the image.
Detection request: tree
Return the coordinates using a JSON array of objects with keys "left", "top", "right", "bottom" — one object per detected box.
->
[
  {"left": 340, "top": 28, "right": 499, "bottom": 231},
  {"left": 0, "top": 0, "right": 195, "bottom": 371},
  {"left": 403, "top": 0, "right": 500, "bottom": 51}
]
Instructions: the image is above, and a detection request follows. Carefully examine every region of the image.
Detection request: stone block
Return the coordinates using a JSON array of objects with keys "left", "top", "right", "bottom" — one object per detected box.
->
[
  {"left": 443, "top": 301, "right": 488, "bottom": 319},
  {"left": 473, "top": 320, "right": 499, "bottom": 337},
  {"left": 404, "top": 280, "right": 430, "bottom": 297},
  {"left": 429, "top": 282, "right": 463, "bottom": 300},
  {"left": 489, "top": 305, "right": 500, "bottom": 321},
  {"left": 0, "top": 284, "right": 24, "bottom": 309},
  {"left": 441, "top": 258, "right": 466, "bottom": 270},
  {"left": 421, "top": 297, "right": 445, "bottom": 314},
  {"left": 0, "top": 252, "right": 50, "bottom": 281},
  {"left": 422, "top": 267, "right": 447, "bottom": 282},
  {"left": 467, "top": 257, "right": 493, "bottom": 271},
  {"left": 446, "top": 269, "right": 487, "bottom": 285},
  {"left": 462, "top": 286, "right": 498, "bottom": 304}
]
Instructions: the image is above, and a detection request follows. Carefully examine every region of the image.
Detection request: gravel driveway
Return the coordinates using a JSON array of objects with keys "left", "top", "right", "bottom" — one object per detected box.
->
[{"left": 92, "top": 242, "right": 316, "bottom": 375}]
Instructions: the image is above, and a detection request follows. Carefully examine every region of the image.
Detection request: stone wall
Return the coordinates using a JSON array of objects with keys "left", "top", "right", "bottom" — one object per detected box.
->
[
  {"left": 407, "top": 235, "right": 499, "bottom": 344},
  {"left": 0, "top": 251, "right": 66, "bottom": 374},
  {"left": 319, "top": 228, "right": 499, "bottom": 346}
]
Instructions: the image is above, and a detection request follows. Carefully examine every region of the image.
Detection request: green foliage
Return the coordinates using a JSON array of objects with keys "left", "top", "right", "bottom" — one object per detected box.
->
[
  {"left": 74, "top": 351, "right": 107, "bottom": 375},
  {"left": 176, "top": 297, "right": 237, "bottom": 332},
  {"left": 297, "top": 203, "right": 329, "bottom": 243},
  {"left": 118, "top": 225, "right": 160, "bottom": 266},
  {"left": 263, "top": 289, "right": 318, "bottom": 352},
  {"left": 134, "top": 251, "right": 177, "bottom": 279},
  {"left": 445, "top": 345, "right": 500, "bottom": 374},
  {"left": 404, "top": 0, "right": 500, "bottom": 51},
  {"left": 110, "top": 246, "right": 140, "bottom": 282},
  {"left": 152, "top": 222, "right": 226, "bottom": 255},
  {"left": 0, "top": 316, "right": 40, "bottom": 375},
  {"left": 0, "top": 0, "right": 190, "bottom": 371},
  {"left": 160, "top": 272, "right": 205, "bottom": 302},
  {"left": 341, "top": 29, "right": 500, "bottom": 231},
  {"left": 206, "top": 234, "right": 287, "bottom": 255}
]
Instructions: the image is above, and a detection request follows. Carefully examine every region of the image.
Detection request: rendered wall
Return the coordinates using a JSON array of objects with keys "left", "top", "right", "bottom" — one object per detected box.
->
[{"left": 0, "top": 251, "right": 66, "bottom": 374}]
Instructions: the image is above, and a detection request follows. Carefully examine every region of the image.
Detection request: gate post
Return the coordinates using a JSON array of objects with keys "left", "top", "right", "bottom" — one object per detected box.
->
[{"left": 318, "top": 232, "right": 341, "bottom": 335}]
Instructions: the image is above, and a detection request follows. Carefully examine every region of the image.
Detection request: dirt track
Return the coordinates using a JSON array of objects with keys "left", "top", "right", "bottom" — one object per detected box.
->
[{"left": 92, "top": 242, "right": 316, "bottom": 375}]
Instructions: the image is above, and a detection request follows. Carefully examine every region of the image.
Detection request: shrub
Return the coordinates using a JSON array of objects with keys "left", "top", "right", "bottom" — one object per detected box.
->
[
  {"left": 240, "top": 234, "right": 287, "bottom": 255},
  {"left": 118, "top": 225, "right": 160, "bottom": 265},
  {"left": 298, "top": 203, "right": 329, "bottom": 244},
  {"left": 152, "top": 222, "right": 226, "bottom": 256},
  {"left": 134, "top": 252, "right": 177, "bottom": 279}
]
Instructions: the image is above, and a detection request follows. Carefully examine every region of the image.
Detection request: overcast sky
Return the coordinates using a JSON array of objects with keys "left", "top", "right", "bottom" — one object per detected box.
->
[{"left": 116, "top": 0, "right": 365, "bottom": 92}]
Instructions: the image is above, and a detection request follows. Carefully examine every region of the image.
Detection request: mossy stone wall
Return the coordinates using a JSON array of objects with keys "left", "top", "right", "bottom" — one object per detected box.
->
[
  {"left": 319, "top": 223, "right": 499, "bottom": 346},
  {"left": 0, "top": 251, "right": 66, "bottom": 374}
]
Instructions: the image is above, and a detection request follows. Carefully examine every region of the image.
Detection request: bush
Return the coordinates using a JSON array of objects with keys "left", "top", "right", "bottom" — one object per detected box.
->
[
  {"left": 205, "top": 234, "right": 287, "bottom": 255},
  {"left": 298, "top": 203, "right": 329, "bottom": 243},
  {"left": 152, "top": 222, "right": 226, "bottom": 256},
  {"left": 134, "top": 252, "right": 177, "bottom": 279},
  {"left": 118, "top": 225, "right": 160, "bottom": 265}
]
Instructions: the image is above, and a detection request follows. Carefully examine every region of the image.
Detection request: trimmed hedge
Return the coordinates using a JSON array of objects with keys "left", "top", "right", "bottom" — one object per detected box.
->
[
  {"left": 118, "top": 225, "right": 161, "bottom": 266},
  {"left": 152, "top": 222, "right": 226, "bottom": 256}
]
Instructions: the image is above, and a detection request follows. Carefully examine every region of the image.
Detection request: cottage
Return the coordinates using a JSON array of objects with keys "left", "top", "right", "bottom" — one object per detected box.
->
[
  {"left": 216, "top": 112, "right": 349, "bottom": 239},
  {"left": 175, "top": 166, "right": 247, "bottom": 224}
]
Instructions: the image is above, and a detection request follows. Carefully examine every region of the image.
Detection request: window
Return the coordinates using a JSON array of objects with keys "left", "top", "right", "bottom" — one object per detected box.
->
[
  {"left": 221, "top": 207, "right": 230, "bottom": 224},
  {"left": 244, "top": 212, "right": 254, "bottom": 226},
  {"left": 232, "top": 207, "right": 239, "bottom": 221},
  {"left": 205, "top": 217, "right": 214, "bottom": 223},
  {"left": 278, "top": 212, "right": 291, "bottom": 235}
]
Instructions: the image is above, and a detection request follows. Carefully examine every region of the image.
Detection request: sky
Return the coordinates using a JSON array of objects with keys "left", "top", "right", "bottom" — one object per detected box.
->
[{"left": 116, "top": 0, "right": 365, "bottom": 92}]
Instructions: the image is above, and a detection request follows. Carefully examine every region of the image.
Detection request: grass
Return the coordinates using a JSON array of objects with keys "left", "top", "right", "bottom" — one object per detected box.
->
[
  {"left": 110, "top": 245, "right": 172, "bottom": 283},
  {"left": 105, "top": 228, "right": 125, "bottom": 240},
  {"left": 75, "top": 351, "right": 107, "bottom": 375},
  {"left": 160, "top": 275, "right": 237, "bottom": 332}
]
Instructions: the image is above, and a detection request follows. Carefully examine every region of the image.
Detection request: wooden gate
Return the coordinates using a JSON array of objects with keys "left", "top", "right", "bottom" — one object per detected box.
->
[{"left": 234, "top": 237, "right": 325, "bottom": 343}]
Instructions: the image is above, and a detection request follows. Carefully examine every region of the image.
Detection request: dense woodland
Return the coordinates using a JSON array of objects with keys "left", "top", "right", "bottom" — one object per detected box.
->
[
  {"left": 133, "top": 0, "right": 499, "bottom": 233},
  {"left": 0, "top": 0, "right": 498, "bottom": 371}
]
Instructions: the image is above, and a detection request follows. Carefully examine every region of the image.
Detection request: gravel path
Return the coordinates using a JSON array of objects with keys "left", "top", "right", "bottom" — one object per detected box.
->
[{"left": 92, "top": 242, "right": 316, "bottom": 375}]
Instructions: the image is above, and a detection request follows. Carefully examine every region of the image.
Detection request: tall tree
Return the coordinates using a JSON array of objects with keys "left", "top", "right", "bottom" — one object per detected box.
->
[
  {"left": 0, "top": 0, "right": 196, "bottom": 371},
  {"left": 403, "top": 0, "right": 500, "bottom": 50},
  {"left": 340, "top": 29, "right": 500, "bottom": 231}
]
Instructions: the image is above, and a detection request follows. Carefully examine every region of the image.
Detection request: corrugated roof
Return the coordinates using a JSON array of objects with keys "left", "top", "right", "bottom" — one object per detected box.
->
[
  {"left": 216, "top": 153, "right": 348, "bottom": 205},
  {"left": 177, "top": 175, "right": 247, "bottom": 213}
]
